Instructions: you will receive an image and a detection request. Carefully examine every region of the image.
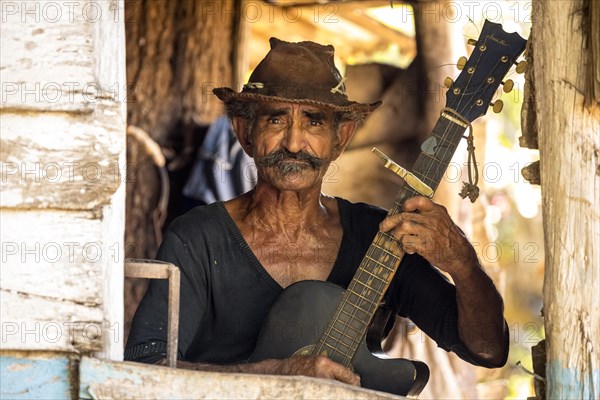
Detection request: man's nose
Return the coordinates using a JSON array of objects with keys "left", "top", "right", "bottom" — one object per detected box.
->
[{"left": 281, "top": 120, "right": 307, "bottom": 154}]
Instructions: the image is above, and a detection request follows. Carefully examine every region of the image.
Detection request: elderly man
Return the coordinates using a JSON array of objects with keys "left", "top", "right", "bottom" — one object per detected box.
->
[{"left": 125, "top": 38, "right": 508, "bottom": 390}]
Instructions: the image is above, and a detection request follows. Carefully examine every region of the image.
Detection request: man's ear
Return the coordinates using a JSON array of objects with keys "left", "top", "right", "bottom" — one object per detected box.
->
[
  {"left": 332, "top": 121, "right": 357, "bottom": 160},
  {"left": 231, "top": 117, "right": 253, "bottom": 157}
]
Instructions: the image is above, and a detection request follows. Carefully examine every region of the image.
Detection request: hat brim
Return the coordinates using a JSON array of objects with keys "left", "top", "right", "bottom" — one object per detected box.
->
[{"left": 214, "top": 87, "right": 381, "bottom": 114}]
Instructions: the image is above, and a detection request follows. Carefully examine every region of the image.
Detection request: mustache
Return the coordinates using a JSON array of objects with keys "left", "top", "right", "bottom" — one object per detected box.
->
[{"left": 255, "top": 149, "right": 328, "bottom": 170}]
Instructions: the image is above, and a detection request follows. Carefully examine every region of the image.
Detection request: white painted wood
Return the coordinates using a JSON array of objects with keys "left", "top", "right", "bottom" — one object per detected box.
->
[
  {"left": 98, "top": 177, "right": 125, "bottom": 361},
  {"left": 0, "top": 210, "right": 104, "bottom": 302},
  {"left": 79, "top": 357, "right": 405, "bottom": 400},
  {"left": 92, "top": 0, "right": 127, "bottom": 362},
  {"left": 0, "top": 0, "right": 126, "bottom": 361},
  {"left": 531, "top": 0, "right": 600, "bottom": 398},
  {"left": 0, "top": 0, "right": 95, "bottom": 112},
  {"left": 0, "top": 111, "right": 122, "bottom": 210},
  {"left": 0, "top": 290, "right": 105, "bottom": 352}
]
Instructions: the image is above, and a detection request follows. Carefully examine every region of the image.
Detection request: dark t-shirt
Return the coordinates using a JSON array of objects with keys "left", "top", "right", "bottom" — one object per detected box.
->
[{"left": 125, "top": 198, "right": 498, "bottom": 367}]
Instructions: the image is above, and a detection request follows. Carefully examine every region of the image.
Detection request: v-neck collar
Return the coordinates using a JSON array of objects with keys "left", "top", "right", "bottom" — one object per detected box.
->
[{"left": 215, "top": 198, "right": 350, "bottom": 291}]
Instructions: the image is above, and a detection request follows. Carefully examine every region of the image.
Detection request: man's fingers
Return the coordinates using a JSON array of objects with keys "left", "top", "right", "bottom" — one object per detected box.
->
[
  {"left": 402, "top": 196, "right": 435, "bottom": 212},
  {"left": 380, "top": 214, "right": 422, "bottom": 235},
  {"left": 329, "top": 364, "right": 360, "bottom": 386},
  {"left": 379, "top": 213, "right": 402, "bottom": 232},
  {"left": 400, "top": 235, "right": 422, "bottom": 255},
  {"left": 314, "top": 356, "right": 360, "bottom": 386}
]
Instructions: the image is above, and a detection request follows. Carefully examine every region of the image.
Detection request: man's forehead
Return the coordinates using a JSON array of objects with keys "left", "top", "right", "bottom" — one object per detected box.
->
[{"left": 257, "top": 101, "right": 333, "bottom": 115}]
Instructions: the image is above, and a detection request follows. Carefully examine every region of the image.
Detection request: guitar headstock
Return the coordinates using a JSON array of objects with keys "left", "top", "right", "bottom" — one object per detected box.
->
[{"left": 445, "top": 20, "right": 527, "bottom": 122}]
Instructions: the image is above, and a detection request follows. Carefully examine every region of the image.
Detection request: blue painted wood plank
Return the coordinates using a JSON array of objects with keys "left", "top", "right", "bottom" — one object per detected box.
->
[
  {"left": 547, "top": 360, "right": 600, "bottom": 400},
  {"left": 0, "top": 355, "right": 72, "bottom": 400}
]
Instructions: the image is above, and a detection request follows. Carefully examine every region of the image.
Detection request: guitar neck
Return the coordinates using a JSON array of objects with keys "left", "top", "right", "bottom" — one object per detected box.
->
[{"left": 313, "top": 116, "right": 467, "bottom": 367}]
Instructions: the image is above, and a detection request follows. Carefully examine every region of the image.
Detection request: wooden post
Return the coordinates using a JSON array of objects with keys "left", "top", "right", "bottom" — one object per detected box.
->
[
  {"left": 528, "top": 0, "right": 600, "bottom": 397},
  {"left": 1, "top": 0, "right": 126, "bottom": 361}
]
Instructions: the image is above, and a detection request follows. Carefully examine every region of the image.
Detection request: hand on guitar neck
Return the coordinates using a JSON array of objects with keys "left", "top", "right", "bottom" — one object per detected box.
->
[
  {"left": 379, "top": 196, "right": 475, "bottom": 277},
  {"left": 379, "top": 195, "right": 508, "bottom": 366}
]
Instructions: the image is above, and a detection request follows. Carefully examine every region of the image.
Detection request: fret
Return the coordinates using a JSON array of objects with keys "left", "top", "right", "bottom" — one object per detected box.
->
[
  {"left": 330, "top": 324, "right": 363, "bottom": 344},
  {"left": 331, "top": 320, "right": 361, "bottom": 338},
  {"left": 325, "top": 324, "right": 363, "bottom": 351},
  {"left": 419, "top": 151, "right": 444, "bottom": 165},
  {"left": 323, "top": 331, "right": 353, "bottom": 350},
  {"left": 339, "top": 303, "right": 366, "bottom": 321},
  {"left": 330, "top": 324, "right": 358, "bottom": 342},
  {"left": 430, "top": 131, "right": 457, "bottom": 146},
  {"left": 367, "top": 242, "right": 398, "bottom": 262},
  {"left": 412, "top": 155, "right": 445, "bottom": 175},
  {"left": 342, "top": 294, "right": 377, "bottom": 316},
  {"left": 377, "top": 232, "right": 403, "bottom": 250},
  {"left": 435, "top": 144, "right": 455, "bottom": 164},
  {"left": 349, "top": 279, "right": 377, "bottom": 294},
  {"left": 320, "top": 341, "right": 351, "bottom": 359},
  {"left": 345, "top": 285, "right": 379, "bottom": 306},
  {"left": 358, "top": 268, "right": 389, "bottom": 285},
  {"left": 393, "top": 200, "right": 403, "bottom": 211},
  {"left": 363, "top": 258, "right": 395, "bottom": 279},
  {"left": 415, "top": 147, "right": 453, "bottom": 173},
  {"left": 363, "top": 255, "right": 395, "bottom": 274},
  {"left": 432, "top": 116, "right": 467, "bottom": 144},
  {"left": 350, "top": 276, "right": 385, "bottom": 296},
  {"left": 371, "top": 242, "right": 399, "bottom": 260},
  {"left": 333, "top": 312, "right": 364, "bottom": 332}
]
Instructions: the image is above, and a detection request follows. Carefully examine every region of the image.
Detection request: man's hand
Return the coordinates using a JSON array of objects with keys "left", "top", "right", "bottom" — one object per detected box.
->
[
  {"left": 381, "top": 196, "right": 509, "bottom": 366},
  {"left": 379, "top": 196, "right": 475, "bottom": 278},
  {"left": 268, "top": 356, "right": 360, "bottom": 386},
  {"left": 172, "top": 355, "right": 361, "bottom": 387}
]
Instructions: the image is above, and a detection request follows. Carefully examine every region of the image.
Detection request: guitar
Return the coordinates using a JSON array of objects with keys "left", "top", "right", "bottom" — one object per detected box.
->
[{"left": 249, "top": 20, "right": 527, "bottom": 396}]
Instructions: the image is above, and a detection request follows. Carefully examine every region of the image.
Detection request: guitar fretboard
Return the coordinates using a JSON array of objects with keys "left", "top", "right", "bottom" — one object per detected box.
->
[{"left": 313, "top": 116, "right": 466, "bottom": 367}]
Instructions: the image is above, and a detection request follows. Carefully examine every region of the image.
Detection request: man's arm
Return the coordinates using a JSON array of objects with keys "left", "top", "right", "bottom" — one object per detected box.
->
[
  {"left": 154, "top": 356, "right": 361, "bottom": 386},
  {"left": 380, "top": 196, "right": 508, "bottom": 366}
]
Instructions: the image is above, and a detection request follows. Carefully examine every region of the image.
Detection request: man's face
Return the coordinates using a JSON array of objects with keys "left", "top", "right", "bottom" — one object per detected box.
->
[{"left": 249, "top": 101, "right": 342, "bottom": 191}]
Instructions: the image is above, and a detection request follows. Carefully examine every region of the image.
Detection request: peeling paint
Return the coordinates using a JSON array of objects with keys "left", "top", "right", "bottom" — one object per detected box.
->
[
  {"left": 547, "top": 360, "right": 600, "bottom": 400},
  {"left": 0, "top": 355, "right": 72, "bottom": 399}
]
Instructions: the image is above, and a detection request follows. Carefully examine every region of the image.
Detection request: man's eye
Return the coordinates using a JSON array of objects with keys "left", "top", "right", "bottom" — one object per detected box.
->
[
  {"left": 267, "top": 117, "right": 281, "bottom": 124},
  {"left": 309, "top": 120, "right": 323, "bottom": 126}
]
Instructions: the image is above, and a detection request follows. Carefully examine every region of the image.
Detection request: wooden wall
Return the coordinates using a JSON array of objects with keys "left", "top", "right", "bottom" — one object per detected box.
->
[{"left": 1, "top": 0, "right": 126, "bottom": 360}]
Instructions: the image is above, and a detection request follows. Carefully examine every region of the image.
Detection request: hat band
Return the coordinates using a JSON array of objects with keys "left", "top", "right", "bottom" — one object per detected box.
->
[{"left": 241, "top": 83, "right": 351, "bottom": 106}]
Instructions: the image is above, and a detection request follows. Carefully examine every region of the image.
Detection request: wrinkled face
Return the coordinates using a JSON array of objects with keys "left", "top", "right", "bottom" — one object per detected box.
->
[{"left": 242, "top": 101, "right": 352, "bottom": 191}]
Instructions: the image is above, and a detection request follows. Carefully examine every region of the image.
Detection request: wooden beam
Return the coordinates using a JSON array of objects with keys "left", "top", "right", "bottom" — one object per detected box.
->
[
  {"left": 124, "top": 259, "right": 181, "bottom": 368},
  {"left": 78, "top": 357, "right": 405, "bottom": 399}
]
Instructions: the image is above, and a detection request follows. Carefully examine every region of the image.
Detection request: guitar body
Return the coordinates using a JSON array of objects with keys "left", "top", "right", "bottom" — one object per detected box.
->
[{"left": 249, "top": 280, "right": 429, "bottom": 396}]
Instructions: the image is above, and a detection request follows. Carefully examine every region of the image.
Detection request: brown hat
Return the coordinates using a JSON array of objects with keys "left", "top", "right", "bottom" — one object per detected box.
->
[{"left": 213, "top": 38, "right": 381, "bottom": 114}]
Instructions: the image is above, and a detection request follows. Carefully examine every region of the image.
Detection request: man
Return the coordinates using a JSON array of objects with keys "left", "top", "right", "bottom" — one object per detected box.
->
[{"left": 126, "top": 38, "right": 508, "bottom": 388}]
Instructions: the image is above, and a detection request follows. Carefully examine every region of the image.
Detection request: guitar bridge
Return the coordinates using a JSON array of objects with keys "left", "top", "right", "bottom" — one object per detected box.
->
[{"left": 372, "top": 148, "right": 434, "bottom": 198}]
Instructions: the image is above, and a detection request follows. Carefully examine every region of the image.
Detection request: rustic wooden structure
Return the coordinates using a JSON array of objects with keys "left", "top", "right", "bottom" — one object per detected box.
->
[{"left": 524, "top": 0, "right": 600, "bottom": 398}]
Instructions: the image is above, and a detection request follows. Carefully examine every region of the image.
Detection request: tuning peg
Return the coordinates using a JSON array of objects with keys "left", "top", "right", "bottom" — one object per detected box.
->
[
  {"left": 457, "top": 56, "right": 467, "bottom": 70},
  {"left": 444, "top": 77, "right": 454, "bottom": 88},
  {"left": 491, "top": 100, "right": 504, "bottom": 113},
  {"left": 467, "top": 39, "right": 477, "bottom": 46},
  {"left": 515, "top": 60, "right": 527, "bottom": 74},
  {"left": 502, "top": 79, "right": 514, "bottom": 93}
]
